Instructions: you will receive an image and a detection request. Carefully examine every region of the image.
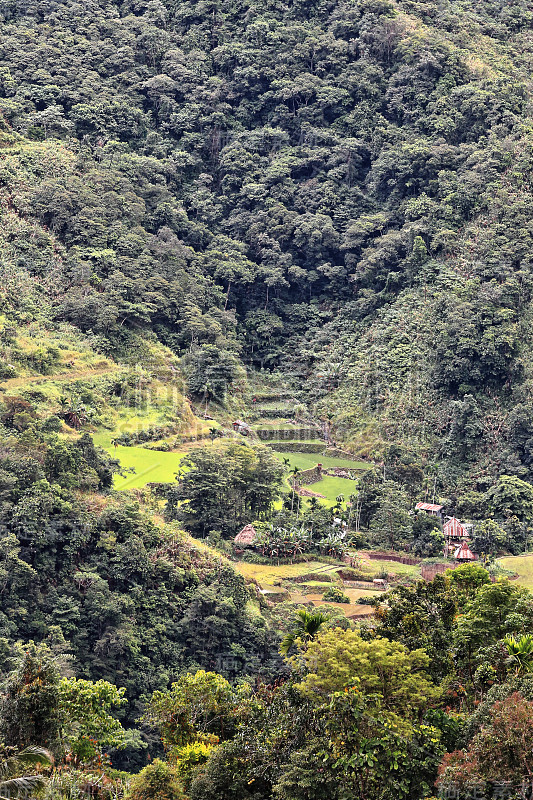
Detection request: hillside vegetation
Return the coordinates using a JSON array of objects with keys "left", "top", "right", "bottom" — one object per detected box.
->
[
  {"left": 0, "top": 0, "right": 532, "bottom": 493},
  {"left": 2, "top": 0, "right": 533, "bottom": 798}
]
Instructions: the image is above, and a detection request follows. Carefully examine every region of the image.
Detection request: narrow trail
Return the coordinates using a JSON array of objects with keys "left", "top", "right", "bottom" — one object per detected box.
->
[{"left": 0, "top": 364, "right": 120, "bottom": 393}]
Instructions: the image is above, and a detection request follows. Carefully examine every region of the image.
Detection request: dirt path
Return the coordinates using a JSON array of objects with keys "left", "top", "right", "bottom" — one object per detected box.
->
[{"left": 0, "top": 364, "right": 120, "bottom": 393}]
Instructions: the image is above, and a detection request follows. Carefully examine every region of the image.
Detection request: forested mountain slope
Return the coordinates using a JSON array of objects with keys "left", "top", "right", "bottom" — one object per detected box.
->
[
  {"left": 1, "top": 0, "right": 533, "bottom": 491},
  {"left": 3, "top": 0, "right": 533, "bottom": 793}
]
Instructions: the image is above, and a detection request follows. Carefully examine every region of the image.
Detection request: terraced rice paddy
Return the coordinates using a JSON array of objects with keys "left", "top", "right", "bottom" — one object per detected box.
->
[
  {"left": 236, "top": 560, "right": 331, "bottom": 583},
  {"left": 234, "top": 558, "right": 381, "bottom": 618},
  {"left": 272, "top": 451, "right": 369, "bottom": 471}
]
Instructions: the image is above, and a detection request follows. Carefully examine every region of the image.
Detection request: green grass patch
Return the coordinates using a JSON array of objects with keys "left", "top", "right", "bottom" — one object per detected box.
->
[
  {"left": 235, "top": 560, "right": 330, "bottom": 585},
  {"left": 357, "top": 555, "right": 421, "bottom": 578},
  {"left": 307, "top": 475, "right": 358, "bottom": 506},
  {"left": 497, "top": 554, "right": 533, "bottom": 589},
  {"left": 94, "top": 438, "right": 185, "bottom": 489}
]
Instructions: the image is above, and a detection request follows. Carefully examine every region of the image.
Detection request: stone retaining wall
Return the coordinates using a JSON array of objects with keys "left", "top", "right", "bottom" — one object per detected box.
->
[
  {"left": 290, "top": 466, "right": 322, "bottom": 486},
  {"left": 253, "top": 392, "right": 294, "bottom": 404},
  {"left": 256, "top": 428, "right": 319, "bottom": 440},
  {"left": 323, "top": 467, "right": 360, "bottom": 480},
  {"left": 273, "top": 442, "right": 325, "bottom": 453},
  {"left": 259, "top": 408, "right": 294, "bottom": 419},
  {"left": 343, "top": 580, "right": 379, "bottom": 590},
  {"left": 367, "top": 552, "right": 420, "bottom": 565}
]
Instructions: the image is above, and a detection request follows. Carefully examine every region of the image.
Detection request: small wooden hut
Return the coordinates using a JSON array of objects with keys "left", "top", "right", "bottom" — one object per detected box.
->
[
  {"left": 415, "top": 502, "right": 443, "bottom": 519},
  {"left": 232, "top": 420, "right": 252, "bottom": 435}
]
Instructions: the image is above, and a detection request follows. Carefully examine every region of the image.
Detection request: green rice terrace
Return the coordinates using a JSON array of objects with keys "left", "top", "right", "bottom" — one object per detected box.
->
[
  {"left": 235, "top": 552, "right": 421, "bottom": 617},
  {"left": 245, "top": 387, "right": 371, "bottom": 507},
  {"left": 92, "top": 435, "right": 188, "bottom": 490},
  {"left": 2, "top": 343, "right": 371, "bottom": 503},
  {"left": 86, "top": 381, "right": 372, "bottom": 505},
  {"left": 0, "top": 328, "right": 372, "bottom": 526}
]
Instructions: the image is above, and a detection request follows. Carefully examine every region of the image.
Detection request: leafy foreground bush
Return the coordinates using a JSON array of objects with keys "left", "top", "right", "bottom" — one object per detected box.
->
[
  {"left": 323, "top": 586, "right": 350, "bottom": 604},
  {"left": 127, "top": 760, "right": 185, "bottom": 800}
]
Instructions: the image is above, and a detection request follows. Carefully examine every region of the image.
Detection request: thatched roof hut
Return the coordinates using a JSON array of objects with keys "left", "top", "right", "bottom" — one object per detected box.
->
[{"left": 234, "top": 524, "right": 257, "bottom": 547}]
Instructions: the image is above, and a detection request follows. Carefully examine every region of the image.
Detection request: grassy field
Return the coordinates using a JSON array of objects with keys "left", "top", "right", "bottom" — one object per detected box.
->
[
  {"left": 235, "top": 560, "right": 329, "bottom": 584},
  {"left": 100, "top": 444, "right": 185, "bottom": 489},
  {"left": 357, "top": 554, "right": 421, "bottom": 578},
  {"left": 308, "top": 475, "right": 358, "bottom": 506},
  {"left": 272, "top": 452, "right": 369, "bottom": 470},
  {"left": 497, "top": 554, "right": 533, "bottom": 589}
]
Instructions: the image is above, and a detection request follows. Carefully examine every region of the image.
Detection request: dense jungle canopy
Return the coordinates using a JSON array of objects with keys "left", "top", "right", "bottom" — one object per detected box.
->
[
  {"left": 1, "top": 0, "right": 533, "bottom": 488},
  {"left": 1, "top": 0, "right": 533, "bottom": 797}
]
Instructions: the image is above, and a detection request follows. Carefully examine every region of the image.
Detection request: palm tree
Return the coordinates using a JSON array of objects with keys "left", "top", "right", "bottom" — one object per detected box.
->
[
  {"left": 280, "top": 609, "right": 330, "bottom": 656},
  {"left": 290, "top": 466, "right": 300, "bottom": 512},
  {"left": 293, "top": 403, "right": 307, "bottom": 422},
  {"left": 0, "top": 746, "right": 52, "bottom": 800},
  {"left": 334, "top": 494, "right": 345, "bottom": 514},
  {"left": 504, "top": 633, "right": 533, "bottom": 675},
  {"left": 347, "top": 493, "right": 357, "bottom": 527}
]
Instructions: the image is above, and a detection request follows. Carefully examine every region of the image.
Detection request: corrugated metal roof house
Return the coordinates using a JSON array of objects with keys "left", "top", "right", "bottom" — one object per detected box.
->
[
  {"left": 443, "top": 517, "right": 468, "bottom": 539},
  {"left": 233, "top": 420, "right": 252, "bottom": 435},
  {"left": 454, "top": 541, "right": 476, "bottom": 561},
  {"left": 415, "top": 502, "right": 443, "bottom": 517}
]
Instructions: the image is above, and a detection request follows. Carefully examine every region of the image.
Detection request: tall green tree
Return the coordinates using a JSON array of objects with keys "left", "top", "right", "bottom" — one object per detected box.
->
[
  {"left": 166, "top": 442, "right": 284, "bottom": 537},
  {"left": 279, "top": 609, "right": 330, "bottom": 657},
  {"left": 1, "top": 645, "right": 62, "bottom": 754}
]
